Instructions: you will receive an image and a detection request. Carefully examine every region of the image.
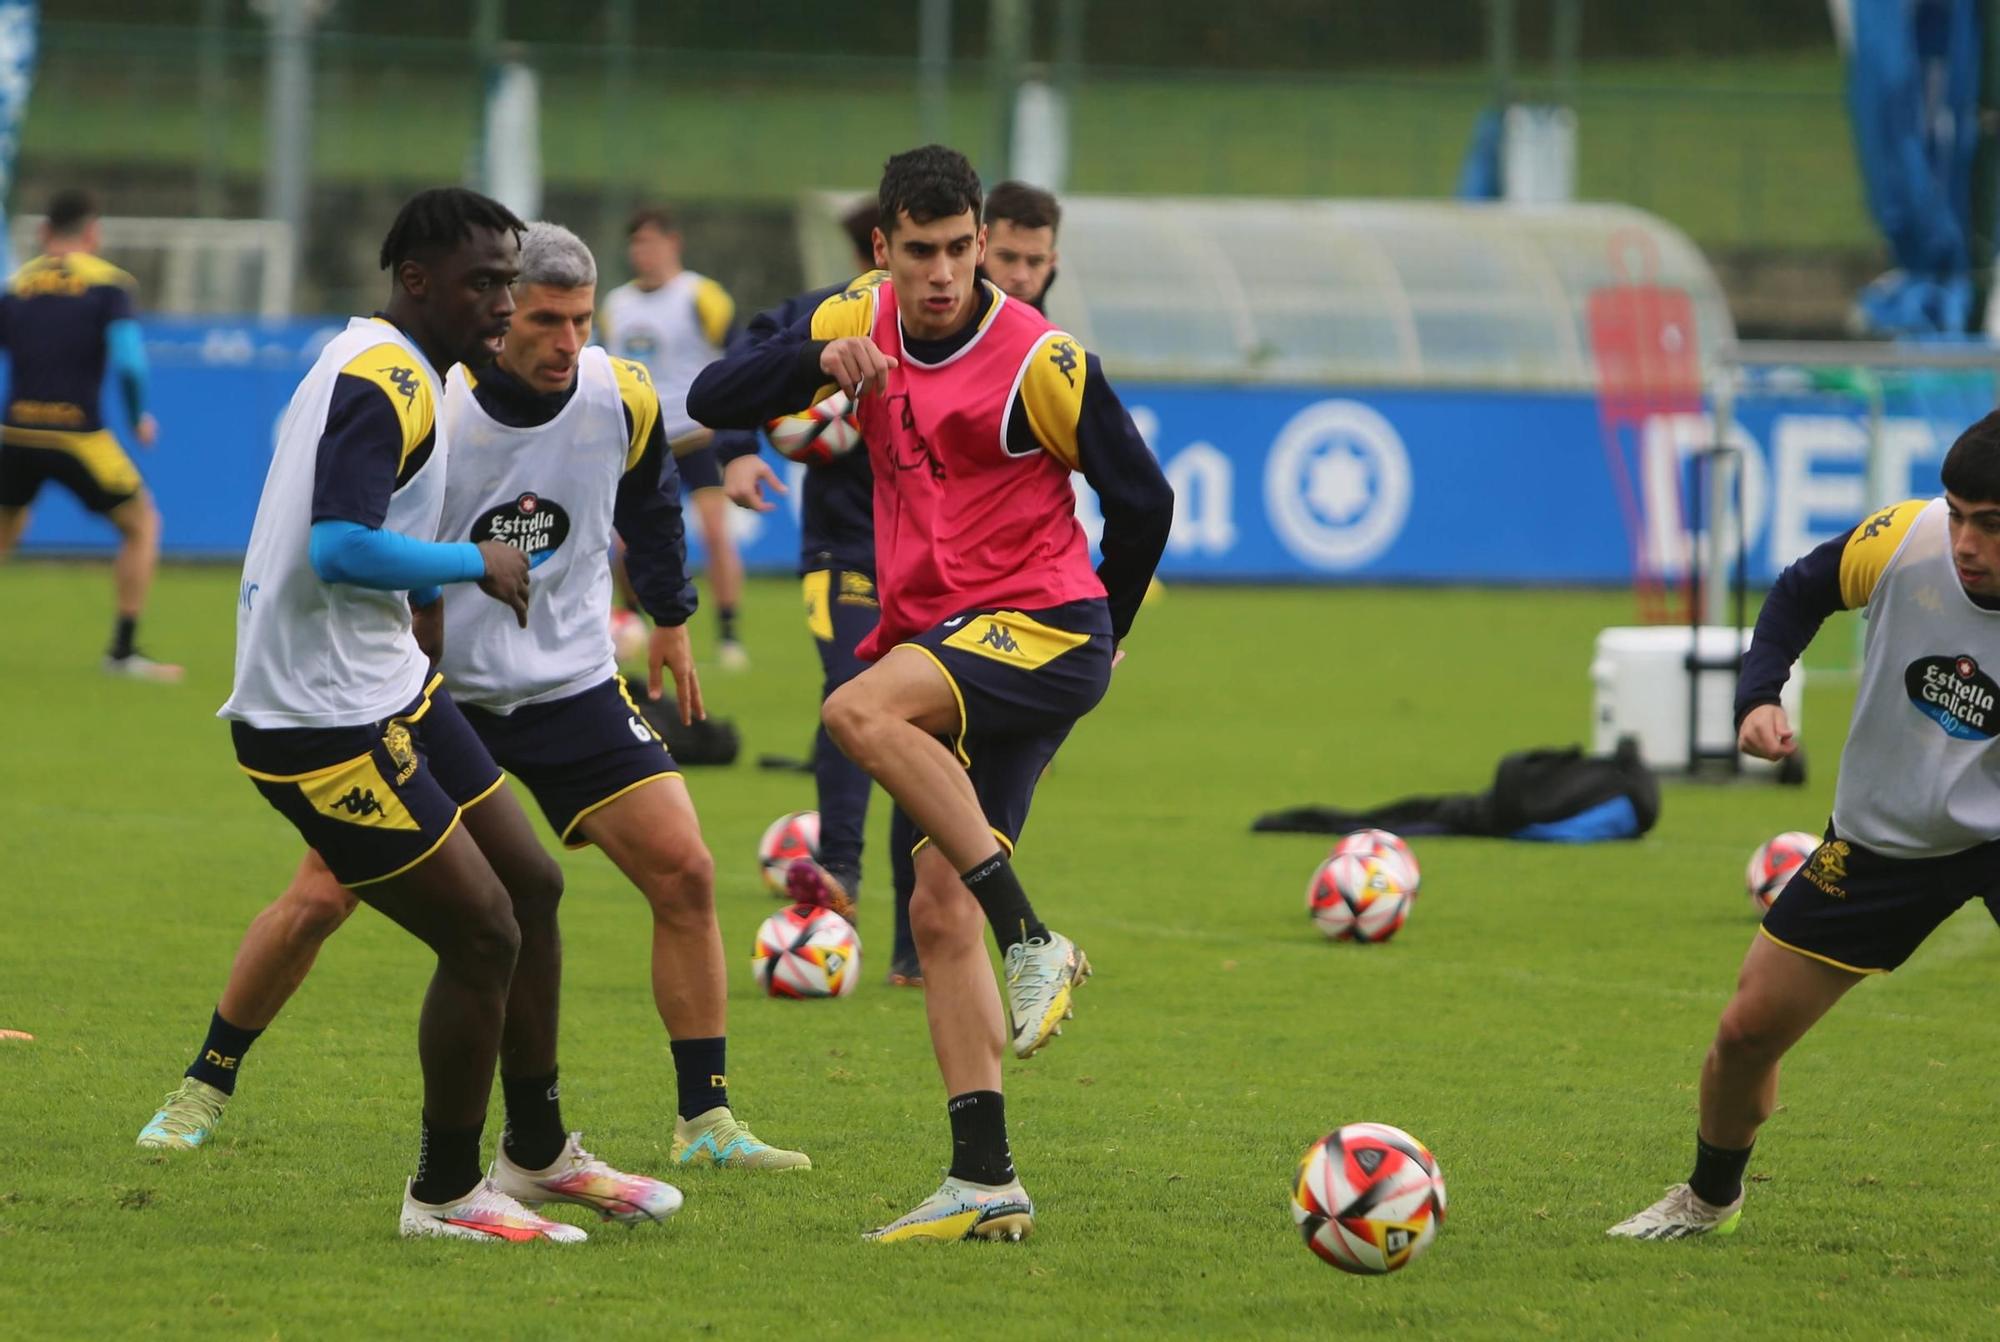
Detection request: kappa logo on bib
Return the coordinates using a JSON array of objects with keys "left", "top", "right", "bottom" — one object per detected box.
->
[
  {"left": 473, "top": 492, "right": 571, "bottom": 561},
  {"left": 1904, "top": 654, "right": 2000, "bottom": 740}
]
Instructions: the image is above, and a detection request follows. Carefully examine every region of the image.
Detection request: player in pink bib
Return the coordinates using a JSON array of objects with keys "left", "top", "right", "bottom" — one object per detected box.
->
[{"left": 690, "top": 145, "right": 1173, "bottom": 1242}]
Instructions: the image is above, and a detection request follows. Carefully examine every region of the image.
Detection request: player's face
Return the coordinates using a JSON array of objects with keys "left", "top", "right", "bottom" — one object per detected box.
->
[
  {"left": 1945, "top": 491, "right": 2000, "bottom": 595},
  {"left": 501, "top": 283, "right": 595, "bottom": 393},
  {"left": 876, "top": 209, "right": 984, "bottom": 341},
  {"left": 984, "top": 219, "right": 1057, "bottom": 305},
  {"left": 627, "top": 224, "right": 679, "bottom": 286},
  {"left": 418, "top": 226, "right": 521, "bottom": 368}
]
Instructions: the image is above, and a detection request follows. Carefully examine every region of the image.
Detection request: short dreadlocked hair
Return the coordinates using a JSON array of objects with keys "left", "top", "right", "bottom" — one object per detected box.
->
[
  {"left": 877, "top": 145, "right": 981, "bottom": 237},
  {"left": 378, "top": 188, "right": 525, "bottom": 273}
]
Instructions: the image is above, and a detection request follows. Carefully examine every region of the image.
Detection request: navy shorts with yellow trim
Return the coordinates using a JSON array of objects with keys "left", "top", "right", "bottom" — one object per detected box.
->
[
  {"left": 0, "top": 428, "right": 143, "bottom": 513},
  {"left": 678, "top": 444, "right": 723, "bottom": 493},
  {"left": 231, "top": 675, "right": 504, "bottom": 889},
  {"left": 458, "top": 676, "right": 681, "bottom": 849},
  {"left": 1759, "top": 822, "right": 2000, "bottom": 974},
  {"left": 901, "top": 599, "right": 1115, "bottom": 850}
]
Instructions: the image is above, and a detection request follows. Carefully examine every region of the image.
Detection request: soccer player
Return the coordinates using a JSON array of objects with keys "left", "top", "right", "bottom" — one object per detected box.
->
[
  {"left": 195, "top": 187, "right": 608, "bottom": 1241},
  {"left": 139, "top": 221, "right": 808, "bottom": 1201},
  {"left": 1610, "top": 414, "right": 2000, "bottom": 1241},
  {"left": 0, "top": 188, "right": 179, "bottom": 680},
  {"left": 981, "top": 180, "right": 1061, "bottom": 311},
  {"left": 716, "top": 201, "right": 925, "bottom": 986},
  {"left": 689, "top": 145, "right": 1174, "bottom": 1242},
  {"left": 600, "top": 206, "right": 750, "bottom": 669}
]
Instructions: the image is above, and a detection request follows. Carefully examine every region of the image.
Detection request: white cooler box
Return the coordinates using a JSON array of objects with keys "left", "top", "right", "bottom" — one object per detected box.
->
[{"left": 1590, "top": 626, "right": 1803, "bottom": 773}]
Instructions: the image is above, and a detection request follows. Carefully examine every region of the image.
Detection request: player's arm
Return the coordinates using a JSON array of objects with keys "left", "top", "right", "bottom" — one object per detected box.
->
[
  {"left": 1735, "top": 499, "right": 1925, "bottom": 731},
  {"left": 1010, "top": 340, "right": 1174, "bottom": 642},
  {"left": 308, "top": 349, "right": 528, "bottom": 621},
  {"left": 613, "top": 360, "right": 704, "bottom": 716},
  {"left": 101, "top": 276, "right": 156, "bottom": 445},
  {"left": 685, "top": 283, "right": 882, "bottom": 429}
]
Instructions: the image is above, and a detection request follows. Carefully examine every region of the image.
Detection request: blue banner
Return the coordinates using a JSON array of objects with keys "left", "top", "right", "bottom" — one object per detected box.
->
[{"left": 9, "top": 319, "right": 1959, "bottom": 587}]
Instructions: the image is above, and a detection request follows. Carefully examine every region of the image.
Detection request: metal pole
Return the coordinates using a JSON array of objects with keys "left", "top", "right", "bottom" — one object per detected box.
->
[
  {"left": 1551, "top": 0, "right": 1579, "bottom": 109},
  {"left": 260, "top": 0, "right": 313, "bottom": 313},
  {"left": 196, "top": 0, "right": 226, "bottom": 218},
  {"left": 1056, "top": 0, "right": 1084, "bottom": 101},
  {"left": 987, "top": 0, "right": 1026, "bottom": 182},
  {"left": 1486, "top": 0, "right": 1515, "bottom": 108},
  {"left": 599, "top": 0, "right": 633, "bottom": 259},
  {"left": 1972, "top": 0, "right": 2000, "bottom": 328},
  {"left": 919, "top": 0, "right": 951, "bottom": 145}
]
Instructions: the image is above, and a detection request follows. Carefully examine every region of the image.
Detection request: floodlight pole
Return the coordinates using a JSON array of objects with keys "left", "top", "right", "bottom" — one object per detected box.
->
[
  {"left": 260, "top": 0, "right": 315, "bottom": 314},
  {"left": 1971, "top": 0, "right": 2000, "bottom": 328},
  {"left": 987, "top": 0, "right": 1027, "bottom": 182},
  {"left": 1486, "top": 0, "right": 1516, "bottom": 107},
  {"left": 919, "top": 0, "right": 951, "bottom": 146},
  {"left": 599, "top": 0, "right": 634, "bottom": 262}
]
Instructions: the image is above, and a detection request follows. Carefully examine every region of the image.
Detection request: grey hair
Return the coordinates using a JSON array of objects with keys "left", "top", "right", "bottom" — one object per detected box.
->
[{"left": 518, "top": 220, "right": 597, "bottom": 290}]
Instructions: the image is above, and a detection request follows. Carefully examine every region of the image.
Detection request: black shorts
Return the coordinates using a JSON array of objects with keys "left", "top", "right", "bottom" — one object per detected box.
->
[
  {"left": 678, "top": 444, "right": 723, "bottom": 493},
  {"left": 1759, "top": 822, "right": 2000, "bottom": 973},
  {"left": 900, "top": 600, "right": 1114, "bottom": 853},
  {"left": 458, "top": 676, "right": 681, "bottom": 849},
  {"left": 0, "top": 431, "right": 142, "bottom": 514},
  {"left": 232, "top": 674, "right": 504, "bottom": 888}
]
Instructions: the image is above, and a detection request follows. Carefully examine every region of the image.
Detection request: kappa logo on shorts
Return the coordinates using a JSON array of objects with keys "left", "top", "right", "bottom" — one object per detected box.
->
[
  {"left": 1802, "top": 840, "right": 1850, "bottom": 898},
  {"left": 326, "top": 786, "right": 386, "bottom": 819},
  {"left": 979, "top": 622, "right": 1022, "bottom": 655},
  {"left": 1904, "top": 654, "right": 2000, "bottom": 740},
  {"left": 383, "top": 721, "right": 418, "bottom": 785}
]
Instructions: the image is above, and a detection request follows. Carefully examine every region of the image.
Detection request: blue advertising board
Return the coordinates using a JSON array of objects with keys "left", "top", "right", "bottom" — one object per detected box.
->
[{"left": 9, "top": 318, "right": 1959, "bottom": 585}]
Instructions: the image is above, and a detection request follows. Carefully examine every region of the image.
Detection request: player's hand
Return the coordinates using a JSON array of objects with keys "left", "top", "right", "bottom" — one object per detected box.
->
[
  {"left": 649, "top": 621, "right": 704, "bottom": 723},
  {"left": 136, "top": 413, "right": 159, "bottom": 449},
  {"left": 1111, "top": 646, "right": 1127, "bottom": 670},
  {"left": 410, "top": 594, "right": 443, "bottom": 669},
  {"left": 725, "top": 453, "right": 787, "bottom": 512},
  {"left": 820, "top": 337, "right": 897, "bottom": 399},
  {"left": 475, "top": 540, "right": 531, "bottom": 628},
  {"left": 1738, "top": 703, "right": 1797, "bottom": 760}
]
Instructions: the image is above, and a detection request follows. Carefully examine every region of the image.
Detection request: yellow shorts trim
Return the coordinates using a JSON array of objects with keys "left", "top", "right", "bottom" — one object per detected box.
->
[
  {"left": 391, "top": 673, "right": 447, "bottom": 727},
  {"left": 803, "top": 570, "right": 834, "bottom": 642},
  {"left": 613, "top": 677, "right": 664, "bottom": 743},
  {"left": 459, "top": 774, "right": 506, "bottom": 811},
  {"left": 2, "top": 427, "right": 140, "bottom": 496},
  {"left": 239, "top": 750, "right": 374, "bottom": 785},
  {"left": 897, "top": 642, "right": 970, "bottom": 767},
  {"left": 345, "top": 808, "right": 465, "bottom": 888},
  {"left": 560, "top": 771, "right": 683, "bottom": 849},
  {"left": 910, "top": 827, "right": 1015, "bottom": 860},
  {"left": 1757, "top": 924, "right": 1884, "bottom": 976}
]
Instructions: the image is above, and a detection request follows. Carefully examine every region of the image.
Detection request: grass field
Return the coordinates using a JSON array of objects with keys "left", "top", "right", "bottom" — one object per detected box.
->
[{"left": 4, "top": 564, "right": 1999, "bottom": 1340}]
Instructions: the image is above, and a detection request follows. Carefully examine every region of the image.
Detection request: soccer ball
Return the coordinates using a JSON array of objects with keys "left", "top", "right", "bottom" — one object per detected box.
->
[
  {"left": 1746, "top": 830, "right": 1821, "bottom": 914},
  {"left": 1332, "top": 828, "right": 1419, "bottom": 895},
  {"left": 1291, "top": 1123, "right": 1447, "bottom": 1275},
  {"left": 751, "top": 903, "right": 860, "bottom": 999},
  {"left": 765, "top": 391, "right": 861, "bottom": 465},
  {"left": 608, "top": 608, "right": 647, "bottom": 668},
  {"left": 758, "top": 810, "right": 820, "bottom": 895},
  {"left": 1307, "top": 852, "right": 1412, "bottom": 943}
]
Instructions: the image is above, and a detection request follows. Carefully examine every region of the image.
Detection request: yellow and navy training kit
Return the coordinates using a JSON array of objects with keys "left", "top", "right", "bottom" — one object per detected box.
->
[
  {"left": 0, "top": 252, "right": 149, "bottom": 514},
  {"left": 902, "top": 598, "right": 1116, "bottom": 855},
  {"left": 1760, "top": 823, "right": 2000, "bottom": 974},
  {"left": 231, "top": 674, "right": 504, "bottom": 888},
  {"left": 457, "top": 675, "right": 681, "bottom": 850}
]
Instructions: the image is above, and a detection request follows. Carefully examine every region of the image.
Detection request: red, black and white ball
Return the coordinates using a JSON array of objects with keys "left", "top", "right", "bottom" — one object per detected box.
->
[
  {"left": 765, "top": 391, "right": 862, "bottom": 465},
  {"left": 1745, "top": 830, "right": 1820, "bottom": 914},
  {"left": 1291, "top": 1122, "right": 1447, "bottom": 1275},
  {"left": 1307, "top": 852, "right": 1412, "bottom": 943},
  {"left": 608, "top": 608, "right": 648, "bottom": 669},
  {"left": 1332, "top": 828, "right": 1420, "bottom": 895},
  {"left": 751, "top": 904, "right": 860, "bottom": 999},
  {"left": 757, "top": 811, "right": 820, "bottom": 895}
]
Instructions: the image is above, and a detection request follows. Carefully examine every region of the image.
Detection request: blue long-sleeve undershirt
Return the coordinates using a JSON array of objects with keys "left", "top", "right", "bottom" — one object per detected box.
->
[
  {"left": 308, "top": 519, "right": 487, "bottom": 593},
  {"left": 107, "top": 318, "right": 148, "bottom": 425}
]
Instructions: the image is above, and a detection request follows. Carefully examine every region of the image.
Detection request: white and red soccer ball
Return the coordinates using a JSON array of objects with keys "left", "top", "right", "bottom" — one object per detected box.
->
[
  {"left": 1332, "top": 828, "right": 1419, "bottom": 895},
  {"left": 1291, "top": 1122, "right": 1447, "bottom": 1275},
  {"left": 1308, "top": 848, "right": 1413, "bottom": 943},
  {"left": 765, "top": 391, "right": 862, "bottom": 466},
  {"left": 758, "top": 811, "right": 820, "bottom": 895},
  {"left": 751, "top": 903, "right": 860, "bottom": 999},
  {"left": 1746, "top": 830, "right": 1820, "bottom": 914},
  {"left": 608, "top": 608, "right": 647, "bottom": 668}
]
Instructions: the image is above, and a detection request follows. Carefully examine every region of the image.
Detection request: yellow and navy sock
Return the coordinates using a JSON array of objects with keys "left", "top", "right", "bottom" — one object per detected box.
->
[
  {"left": 671, "top": 1036, "right": 728, "bottom": 1120},
  {"left": 185, "top": 1008, "right": 263, "bottom": 1095}
]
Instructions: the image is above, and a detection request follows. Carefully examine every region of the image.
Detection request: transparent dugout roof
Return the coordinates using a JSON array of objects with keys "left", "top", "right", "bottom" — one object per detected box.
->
[{"left": 797, "top": 193, "right": 1734, "bottom": 390}]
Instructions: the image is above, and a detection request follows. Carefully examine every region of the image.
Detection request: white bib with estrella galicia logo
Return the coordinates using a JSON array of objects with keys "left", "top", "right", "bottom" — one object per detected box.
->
[
  {"left": 1835, "top": 496, "right": 2000, "bottom": 857},
  {"left": 221, "top": 317, "right": 448, "bottom": 729},
  {"left": 437, "top": 347, "right": 631, "bottom": 713}
]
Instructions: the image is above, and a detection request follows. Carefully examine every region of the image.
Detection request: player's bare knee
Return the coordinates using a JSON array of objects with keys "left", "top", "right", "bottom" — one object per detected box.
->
[
  {"left": 504, "top": 853, "right": 565, "bottom": 926},
  {"left": 820, "top": 685, "right": 874, "bottom": 758},
  {"left": 1712, "top": 1000, "right": 1786, "bottom": 1065},
  {"left": 641, "top": 838, "right": 715, "bottom": 922},
  {"left": 286, "top": 882, "right": 358, "bottom": 944}
]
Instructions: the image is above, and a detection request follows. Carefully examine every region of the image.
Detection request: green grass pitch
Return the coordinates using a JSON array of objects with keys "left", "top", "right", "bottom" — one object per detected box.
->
[{"left": 2, "top": 563, "right": 1997, "bottom": 1339}]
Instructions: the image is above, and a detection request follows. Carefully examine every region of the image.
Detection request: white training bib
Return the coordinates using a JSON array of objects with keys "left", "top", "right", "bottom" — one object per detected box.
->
[
  {"left": 600, "top": 272, "right": 719, "bottom": 439},
  {"left": 1835, "top": 496, "right": 2000, "bottom": 856},
  {"left": 436, "top": 348, "right": 628, "bottom": 713},
  {"left": 221, "top": 317, "right": 446, "bottom": 729}
]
